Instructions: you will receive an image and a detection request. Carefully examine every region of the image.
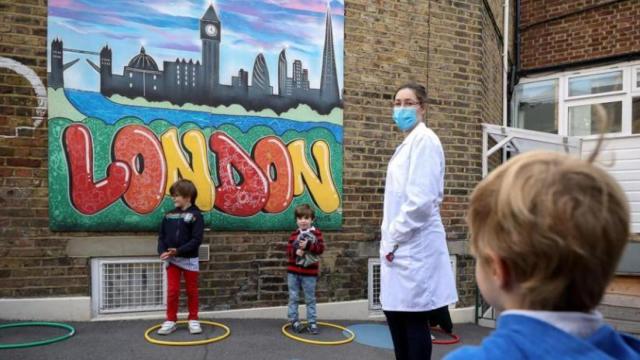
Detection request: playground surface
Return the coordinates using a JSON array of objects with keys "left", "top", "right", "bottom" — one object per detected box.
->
[{"left": 0, "top": 318, "right": 492, "bottom": 360}]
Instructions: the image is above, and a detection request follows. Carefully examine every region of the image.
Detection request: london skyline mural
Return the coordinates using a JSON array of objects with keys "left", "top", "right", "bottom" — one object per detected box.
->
[{"left": 47, "top": 0, "right": 344, "bottom": 231}]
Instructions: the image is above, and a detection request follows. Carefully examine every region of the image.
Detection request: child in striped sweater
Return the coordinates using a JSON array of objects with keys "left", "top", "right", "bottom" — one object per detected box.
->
[{"left": 286, "top": 204, "right": 325, "bottom": 335}]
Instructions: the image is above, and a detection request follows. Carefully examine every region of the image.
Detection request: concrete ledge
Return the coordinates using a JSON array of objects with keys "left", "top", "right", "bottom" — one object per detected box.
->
[
  {"left": 449, "top": 306, "right": 475, "bottom": 323},
  {"left": 66, "top": 236, "right": 157, "bottom": 257},
  {"left": 93, "top": 299, "right": 381, "bottom": 322},
  {"left": 94, "top": 300, "right": 475, "bottom": 324},
  {"left": 0, "top": 296, "right": 475, "bottom": 325},
  {"left": 0, "top": 297, "right": 91, "bottom": 321}
]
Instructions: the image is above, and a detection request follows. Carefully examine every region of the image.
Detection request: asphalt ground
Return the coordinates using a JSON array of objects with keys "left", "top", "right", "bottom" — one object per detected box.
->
[{"left": 0, "top": 319, "right": 492, "bottom": 360}]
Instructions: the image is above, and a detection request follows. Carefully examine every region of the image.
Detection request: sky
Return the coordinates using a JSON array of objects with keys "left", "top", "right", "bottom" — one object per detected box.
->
[{"left": 47, "top": 0, "right": 344, "bottom": 93}]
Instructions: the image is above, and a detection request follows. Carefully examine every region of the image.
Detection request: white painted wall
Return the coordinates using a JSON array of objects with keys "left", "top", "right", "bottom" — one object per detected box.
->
[
  {"left": 0, "top": 297, "right": 475, "bottom": 323},
  {"left": 582, "top": 135, "right": 640, "bottom": 233},
  {"left": 0, "top": 297, "right": 92, "bottom": 321}
]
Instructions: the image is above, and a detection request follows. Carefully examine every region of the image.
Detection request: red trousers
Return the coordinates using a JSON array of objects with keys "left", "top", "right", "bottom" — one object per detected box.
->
[{"left": 166, "top": 263, "right": 199, "bottom": 321}]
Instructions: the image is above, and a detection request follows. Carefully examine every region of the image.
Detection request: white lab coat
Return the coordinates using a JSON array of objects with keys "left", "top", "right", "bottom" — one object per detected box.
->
[{"left": 379, "top": 122, "right": 458, "bottom": 311}]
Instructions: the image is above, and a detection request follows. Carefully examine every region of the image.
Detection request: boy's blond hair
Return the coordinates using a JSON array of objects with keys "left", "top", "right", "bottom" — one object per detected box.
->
[{"left": 468, "top": 150, "right": 629, "bottom": 312}]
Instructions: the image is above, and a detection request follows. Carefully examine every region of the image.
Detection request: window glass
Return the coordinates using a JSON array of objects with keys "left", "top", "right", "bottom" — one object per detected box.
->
[
  {"left": 568, "top": 101, "right": 622, "bottom": 136},
  {"left": 513, "top": 79, "right": 558, "bottom": 133},
  {"left": 568, "top": 71, "right": 622, "bottom": 97}
]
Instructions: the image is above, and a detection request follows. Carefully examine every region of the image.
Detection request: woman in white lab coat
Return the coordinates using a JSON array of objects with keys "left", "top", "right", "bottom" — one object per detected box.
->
[{"left": 380, "top": 83, "right": 458, "bottom": 360}]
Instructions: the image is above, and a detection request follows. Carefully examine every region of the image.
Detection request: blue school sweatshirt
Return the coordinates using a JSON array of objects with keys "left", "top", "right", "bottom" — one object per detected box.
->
[{"left": 446, "top": 314, "right": 640, "bottom": 359}]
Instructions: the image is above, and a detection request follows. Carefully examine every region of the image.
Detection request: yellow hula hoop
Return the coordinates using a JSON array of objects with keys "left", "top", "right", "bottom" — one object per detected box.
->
[
  {"left": 281, "top": 321, "right": 355, "bottom": 346},
  {"left": 144, "top": 320, "right": 231, "bottom": 346}
]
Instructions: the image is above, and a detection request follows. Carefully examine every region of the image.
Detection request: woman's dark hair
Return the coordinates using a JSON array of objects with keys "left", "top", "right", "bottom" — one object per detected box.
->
[{"left": 394, "top": 82, "right": 427, "bottom": 105}]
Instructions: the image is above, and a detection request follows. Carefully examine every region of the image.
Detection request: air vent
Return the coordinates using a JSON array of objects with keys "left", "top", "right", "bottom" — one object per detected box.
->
[
  {"left": 91, "top": 258, "right": 166, "bottom": 315},
  {"left": 367, "top": 258, "right": 382, "bottom": 313},
  {"left": 198, "top": 245, "right": 210, "bottom": 262}
]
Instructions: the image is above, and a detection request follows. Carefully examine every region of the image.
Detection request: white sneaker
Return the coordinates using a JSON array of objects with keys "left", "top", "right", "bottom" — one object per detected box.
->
[
  {"left": 157, "top": 321, "right": 177, "bottom": 335},
  {"left": 188, "top": 320, "right": 202, "bottom": 334}
]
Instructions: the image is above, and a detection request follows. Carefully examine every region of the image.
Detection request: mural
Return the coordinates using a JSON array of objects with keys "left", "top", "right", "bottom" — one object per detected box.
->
[{"left": 47, "top": 1, "right": 344, "bottom": 231}]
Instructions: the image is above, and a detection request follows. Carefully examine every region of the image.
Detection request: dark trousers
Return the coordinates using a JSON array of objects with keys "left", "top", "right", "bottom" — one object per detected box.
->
[{"left": 384, "top": 310, "right": 432, "bottom": 360}]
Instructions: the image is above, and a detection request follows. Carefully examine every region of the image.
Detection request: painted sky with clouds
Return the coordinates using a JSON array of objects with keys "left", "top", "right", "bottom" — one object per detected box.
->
[{"left": 47, "top": 0, "right": 344, "bottom": 93}]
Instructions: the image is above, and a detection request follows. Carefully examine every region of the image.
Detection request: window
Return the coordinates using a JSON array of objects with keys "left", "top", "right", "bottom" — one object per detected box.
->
[
  {"left": 568, "top": 71, "right": 623, "bottom": 97},
  {"left": 633, "top": 97, "right": 640, "bottom": 134},
  {"left": 513, "top": 79, "right": 558, "bottom": 133},
  {"left": 568, "top": 101, "right": 622, "bottom": 136},
  {"left": 513, "top": 62, "right": 640, "bottom": 137},
  {"left": 153, "top": 75, "right": 157, "bottom": 80},
  {"left": 129, "top": 72, "right": 133, "bottom": 78},
  {"left": 153, "top": 85, "right": 157, "bottom": 91},
  {"left": 129, "top": 83, "right": 132, "bottom": 88}
]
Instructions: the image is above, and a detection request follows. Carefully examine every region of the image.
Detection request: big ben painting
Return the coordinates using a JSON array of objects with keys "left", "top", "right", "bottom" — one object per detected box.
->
[
  {"left": 200, "top": 5, "right": 220, "bottom": 94},
  {"left": 47, "top": 1, "right": 344, "bottom": 232}
]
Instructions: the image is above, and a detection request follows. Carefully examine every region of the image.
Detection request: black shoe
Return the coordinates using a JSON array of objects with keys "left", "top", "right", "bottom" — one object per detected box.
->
[
  {"left": 308, "top": 323, "right": 319, "bottom": 335},
  {"left": 292, "top": 321, "right": 305, "bottom": 333}
]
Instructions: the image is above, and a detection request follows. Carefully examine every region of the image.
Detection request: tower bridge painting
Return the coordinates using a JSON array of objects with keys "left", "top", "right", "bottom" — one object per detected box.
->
[{"left": 47, "top": 0, "right": 344, "bottom": 231}]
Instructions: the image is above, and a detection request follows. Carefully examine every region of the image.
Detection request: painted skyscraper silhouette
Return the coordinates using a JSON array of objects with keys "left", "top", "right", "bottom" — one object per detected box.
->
[
  {"left": 320, "top": 5, "right": 340, "bottom": 104},
  {"left": 49, "top": 3, "right": 342, "bottom": 114},
  {"left": 252, "top": 53, "right": 272, "bottom": 95}
]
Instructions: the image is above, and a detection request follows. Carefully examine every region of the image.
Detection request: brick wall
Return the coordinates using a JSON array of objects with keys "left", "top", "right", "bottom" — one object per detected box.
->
[
  {"left": 520, "top": 0, "right": 640, "bottom": 70},
  {"left": 0, "top": 0, "right": 504, "bottom": 312}
]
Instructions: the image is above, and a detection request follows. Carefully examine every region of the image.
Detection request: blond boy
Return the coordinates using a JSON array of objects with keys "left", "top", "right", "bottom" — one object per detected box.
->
[{"left": 446, "top": 151, "right": 640, "bottom": 359}]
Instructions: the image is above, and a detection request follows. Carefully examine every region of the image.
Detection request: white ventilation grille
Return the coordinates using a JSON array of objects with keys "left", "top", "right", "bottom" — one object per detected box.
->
[
  {"left": 368, "top": 258, "right": 382, "bottom": 313},
  {"left": 91, "top": 258, "right": 166, "bottom": 315},
  {"left": 198, "top": 245, "right": 210, "bottom": 262},
  {"left": 368, "top": 255, "right": 457, "bottom": 313}
]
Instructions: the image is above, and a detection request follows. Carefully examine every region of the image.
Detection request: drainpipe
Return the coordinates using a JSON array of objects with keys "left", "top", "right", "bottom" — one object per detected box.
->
[
  {"left": 515, "top": 0, "right": 521, "bottom": 80},
  {"left": 509, "top": 0, "right": 521, "bottom": 128},
  {"left": 503, "top": 0, "right": 510, "bottom": 127}
]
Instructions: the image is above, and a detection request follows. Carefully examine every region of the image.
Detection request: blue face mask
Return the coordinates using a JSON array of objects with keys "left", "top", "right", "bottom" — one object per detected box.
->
[{"left": 392, "top": 107, "right": 418, "bottom": 132}]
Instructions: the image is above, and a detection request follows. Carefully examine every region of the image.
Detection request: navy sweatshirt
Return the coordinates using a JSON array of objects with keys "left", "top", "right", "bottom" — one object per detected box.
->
[{"left": 157, "top": 205, "right": 204, "bottom": 258}]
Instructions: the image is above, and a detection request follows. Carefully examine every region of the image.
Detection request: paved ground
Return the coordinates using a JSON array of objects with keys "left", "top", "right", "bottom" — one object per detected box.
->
[{"left": 0, "top": 319, "right": 491, "bottom": 360}]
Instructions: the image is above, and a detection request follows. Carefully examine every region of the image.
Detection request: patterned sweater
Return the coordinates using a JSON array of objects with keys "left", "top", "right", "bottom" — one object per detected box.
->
[{"left": 286, "top": 227, "right": 325, "bottom": 276}]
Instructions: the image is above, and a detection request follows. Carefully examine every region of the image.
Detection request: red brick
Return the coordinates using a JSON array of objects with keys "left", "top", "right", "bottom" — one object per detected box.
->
[
  {"left": 0, "top": 0, "right": 507, "bottom": 309},
  {"left": 6, "top": 158, "right": 41, "bottom": 168},
  {"left": 520, "top": 0, "right": 640, "bottom": 70}
]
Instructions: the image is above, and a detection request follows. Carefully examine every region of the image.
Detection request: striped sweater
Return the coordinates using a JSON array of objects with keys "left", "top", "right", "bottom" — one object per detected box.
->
[{"left": 287, "top": 227, "right": 325, "bottom": 276}]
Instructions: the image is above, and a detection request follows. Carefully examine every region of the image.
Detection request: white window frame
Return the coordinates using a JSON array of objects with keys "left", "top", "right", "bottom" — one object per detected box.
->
[
  {"left": 632, "top": 68, "right": 640, "bottom": 135},
  {"left": 512, "top": 78, "right": 560, "bottom": 133},
  {"left": 566, "top": 95, "right": 628, "bottom": 138},
  {"left": 632, "top": 66, "right": 640, "bottom": 93},
  {"left": 566, "top": 68, "right": 626, "bottom": 100},
  {"left": 516, "top": 60, "right": 640, "bottom": 138}
]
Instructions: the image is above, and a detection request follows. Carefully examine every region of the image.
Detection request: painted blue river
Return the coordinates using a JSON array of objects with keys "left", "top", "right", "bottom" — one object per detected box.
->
[{"left": 64, "top": 89, "right": 343, "bottom": 143}]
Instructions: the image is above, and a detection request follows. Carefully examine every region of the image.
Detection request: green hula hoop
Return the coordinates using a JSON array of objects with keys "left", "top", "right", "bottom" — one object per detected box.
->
[{"left": 0, "top": 322, "right": 76, "bottom": 349}]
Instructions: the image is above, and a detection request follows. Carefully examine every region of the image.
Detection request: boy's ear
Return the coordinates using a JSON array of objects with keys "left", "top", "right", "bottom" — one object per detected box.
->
[{"left": 488, "top": 252, "right": 512, "bottom": 290}]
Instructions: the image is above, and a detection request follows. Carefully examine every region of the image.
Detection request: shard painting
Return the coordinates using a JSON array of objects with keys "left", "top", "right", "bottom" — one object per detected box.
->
[{"left": 47, "top": 1, "right": 344, "bottom": 231}]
